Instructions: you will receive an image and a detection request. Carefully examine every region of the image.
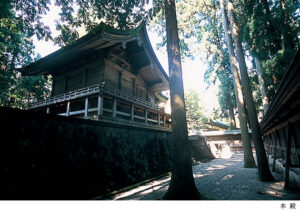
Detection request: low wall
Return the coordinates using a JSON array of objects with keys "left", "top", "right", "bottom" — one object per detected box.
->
[
  {"left": 0, "top": 107, "right": 213, "bottom": 199},
  {"left": 189, "top": 135, "right": 215, "bottom": 161}
]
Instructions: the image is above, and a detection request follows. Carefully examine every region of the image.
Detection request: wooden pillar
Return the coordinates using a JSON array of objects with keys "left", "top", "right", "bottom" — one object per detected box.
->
[
  {"left": 46, "top": 107, "right": 50, "bottom": 114},
  {"left": 278, "top": 128, "right": 285, "bottom": 159},
  {"left": 97, "top": 94, "right": 102, "bottom": 116},
  {"left": 100, "top": 95, "right": 104, "bottom": 116},
  {"left": 131, "top": 104, "right": 134, "bottom": 122},
  {"left": 267, "top": 134, "right": 272, "bottom": 162},
  {"left": 272, "top": 132, "right": 277, "bottom": 172},
  {"left": 84, "top": 97, "right": 88, "bottom": 118},
  {"left": 158, "top": 113, "right": 161, "bottom": 126},
  {"left": 66, "top": 101, "right": 70, "bottom": 116},
  {"left": 285, "top": 124, "right": 293, "bottom": 188},
  {"left": 112, "top": 98, "right": 117, "bottom": 118},
  {"left": 122, "top": 41, "right": 127, "bottom": 49},
  {"left": 263, "top": 135, "right": 268, "bottom": 161},
  {"left": 145, "top": 108, "right": 148, "bottom": 124}
]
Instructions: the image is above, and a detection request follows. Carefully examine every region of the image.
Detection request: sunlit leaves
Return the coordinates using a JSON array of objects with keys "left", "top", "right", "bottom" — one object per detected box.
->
[
  {"left": 0, "top": 5, "right": 51, "bottom": 108},
  {"left": 237, "top": 0, "right": 299, "bottom": 100},
  {"left": 11, "top": 0, "right": 52, "bottom": 40},
  {"left": 185, "top": 89, "right": 209, "bottom": 131}
]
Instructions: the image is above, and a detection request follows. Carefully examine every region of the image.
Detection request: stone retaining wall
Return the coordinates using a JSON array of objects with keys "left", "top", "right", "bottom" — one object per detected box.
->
[{"left": 0, "top": 107, "right": 212, "bottom": 199}]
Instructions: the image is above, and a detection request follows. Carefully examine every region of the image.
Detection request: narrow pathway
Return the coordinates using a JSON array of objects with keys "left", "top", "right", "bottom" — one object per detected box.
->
[{"left": 110, "top": 153, "right": 300, "bottom": 200}]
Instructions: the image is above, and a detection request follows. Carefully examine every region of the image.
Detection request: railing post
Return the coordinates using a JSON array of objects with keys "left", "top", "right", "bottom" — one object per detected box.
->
[
  {"left": 112, "top": 98, "right": 117, "bottom": 118},
  {"left": 272, "top": 132, "right": 277, "bottom": 172},
  {"left": 145, "top": 108, "right": 148, "bottom": 124},
  {"left": 263, "top": 134, "right": 272, "bottom": 163},
  {"left": 30, "top": 82, "right": 166, "bottom": 117},
  {"left": 131, "top": 104, "right": 134, "bottom": 122},
  {"left": 158, "top": 113, "right": 160, "bottom": 126},
  {"left": 163, "top": 114, "right": 166, "bottom": 127},
  {"left": 100, "top": 96, "right": 104, "bottom": 116},
  {"left": 285, "top": 124, "right": 293, "bottom": 188},
  {"left": 84, "top": 97, "right": 89, "bottom": 118},
  {"left": 97, "top": 94, "right": 102, "bottom": 117},
  {"left": 66, "top": 101, "right": 70, "bottom": 116},
  {"left": 46, "top": 107, "right": 50, "bottom": 114}
]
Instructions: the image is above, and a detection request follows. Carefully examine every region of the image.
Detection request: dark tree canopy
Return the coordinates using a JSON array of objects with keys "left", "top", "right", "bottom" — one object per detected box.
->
[
  {"left": 1, "top": 0, "right": 299, "bottom": 198},
  {"left": 0, "top": 2, "right": 51, "bottom": 107}
]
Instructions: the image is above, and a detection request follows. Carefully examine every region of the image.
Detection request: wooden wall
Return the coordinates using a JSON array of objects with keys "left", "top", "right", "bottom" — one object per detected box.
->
[
  {"left": 103, "top": 59, "right": 148, "bottom": 101},
  {"left": 52, "top": 47, "right": 161, "bottom": 104},
  {"left": 52, "top": 52, "right": 105, "bottom": 96}
]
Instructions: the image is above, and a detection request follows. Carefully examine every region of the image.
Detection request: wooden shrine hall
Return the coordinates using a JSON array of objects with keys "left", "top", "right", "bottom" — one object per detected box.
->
[
  {"left": 22, "top": 25, "right": 171, "bottom": 128},
  {"left": 261, "top": 49, "right": 300, "bottom": 188}
]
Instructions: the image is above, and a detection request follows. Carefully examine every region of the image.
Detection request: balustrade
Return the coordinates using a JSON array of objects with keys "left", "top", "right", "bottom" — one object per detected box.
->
[{"left": 29, "top": 83, "right": 171, "bottom": 128}]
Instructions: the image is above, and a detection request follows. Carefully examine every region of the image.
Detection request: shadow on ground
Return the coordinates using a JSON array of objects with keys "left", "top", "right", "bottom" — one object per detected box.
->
[{"left": 107, "top": 153, "right": 300, "bottom": 200}]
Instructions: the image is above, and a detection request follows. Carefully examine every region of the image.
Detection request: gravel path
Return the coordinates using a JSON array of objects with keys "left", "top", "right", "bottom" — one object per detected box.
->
[{"left": 111, "top": 153, "right": 300, "bottom": 200}]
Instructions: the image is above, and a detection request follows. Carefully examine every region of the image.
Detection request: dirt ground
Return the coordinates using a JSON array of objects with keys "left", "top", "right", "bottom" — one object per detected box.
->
[{"left": 105, "top": 153, "right": 300, "bottom": 200}]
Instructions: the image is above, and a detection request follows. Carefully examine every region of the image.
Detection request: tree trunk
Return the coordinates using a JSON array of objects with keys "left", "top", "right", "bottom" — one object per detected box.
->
[
  {"left": 227, "top": 0, "right": 274, "bottom": 181},
  {"left": 163, "top": 0, "right": 201, "bottom": 200},
  {"left": 254, "top": 56, "right": 269, "bottom": 114},
  {"left": 220, "top": 0, "right": 256, "bottom": 169},
  {"left": 227, "top": 95, "right": 236, "bottom": 129}
]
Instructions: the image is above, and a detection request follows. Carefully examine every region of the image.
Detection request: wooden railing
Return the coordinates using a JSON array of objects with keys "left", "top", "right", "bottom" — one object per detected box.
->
[
  {"left": 29, "top": 83, "right": 164, "bottom": 112},
  {"left": 29, "top": 84, "right": 100, "bottom": 108},
  {"left": 102, "top": 85, "right": 162, "bottom": 111}
]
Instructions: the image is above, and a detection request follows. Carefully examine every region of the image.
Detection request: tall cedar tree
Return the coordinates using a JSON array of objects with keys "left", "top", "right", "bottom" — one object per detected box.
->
[
  {"left": 254, "top": 56, "right": 269, "bottom": 114},
  {"left": 220, "top": 0, "right": 256, "bottom": 168},
  {"left": 0, "top": 2, "right": 51, "bottom": 108},
  {"left": 227, "top": 0, "right": 274, "bottom": 181},
  {"left": 2, "top": 0, "right": 201, "bottom": 198},
  {"left": 163, "top": 0, "right": 201, "bottom": 200},
  {"left": 239, "top": 0, "right": 299, "bottom": 100}
]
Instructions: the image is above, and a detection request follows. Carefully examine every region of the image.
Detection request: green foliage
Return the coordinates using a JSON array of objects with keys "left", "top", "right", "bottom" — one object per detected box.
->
[
  {"left": 52, "top": 0, "right": 164, "bottom": 46},
  {"left": 2, "top": 0, "right": 299, "bottom": 113},
  {"left": 0, "top": 0, "right": 167, "bottom": 108},
  {"left": 150, "top": 0, "right": 238, "bottom": 124},
  {"left": 0, "top": 0, "right": 13, "bottom": 18},
  {"left": 149, "top": 0, "right": 207, "bottom": 59},
  {"left": 237, "top": 0, "right": 300, "bottom": 100},
  {"left": 10, "top": 0, "right": 52, "bottom": 40},
  {"left": 0, "top": 4, "right": 51, "bottom": 108},
  {"left": 3, "top": 0, "right": 164, "bottom": 46},
  {"left": 185, "top": 89, "right": 208, "bottom": 131},
  {"left": 217, "top": 72, "right": 236, "bottom": 119},
  {"left": 167, "top": 0, "right": 299, "bottom": 122}
]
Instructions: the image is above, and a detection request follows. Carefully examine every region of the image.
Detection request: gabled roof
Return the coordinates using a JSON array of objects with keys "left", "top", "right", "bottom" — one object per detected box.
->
[
  {"left": 206, "top": 120, "right": 230, "bottom": 130},
  {"left": 21, "top": 24, "right": 169, "bottom": 91}
]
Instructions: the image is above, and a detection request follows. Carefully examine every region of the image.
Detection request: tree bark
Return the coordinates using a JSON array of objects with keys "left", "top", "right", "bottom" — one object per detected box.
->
[
  {"left": 220, "top": 0, "right": 256, "bottom": 169},
  {"left": 254, "top": 56, "right": 269, "bottom": 114},
  {"left": 227, "top": 95, "right": 236, "bottom": 129},
  {"left": 163, "top": 0, "right": 201, "bottom": 200},
  {"left": 227, "top": 0, "right": 274, "bottom": 181}
]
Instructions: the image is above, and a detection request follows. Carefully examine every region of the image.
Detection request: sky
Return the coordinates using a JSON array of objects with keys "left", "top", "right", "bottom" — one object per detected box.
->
[{"left": 32, "top": 2, "right": 221, "bottom": 119}]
